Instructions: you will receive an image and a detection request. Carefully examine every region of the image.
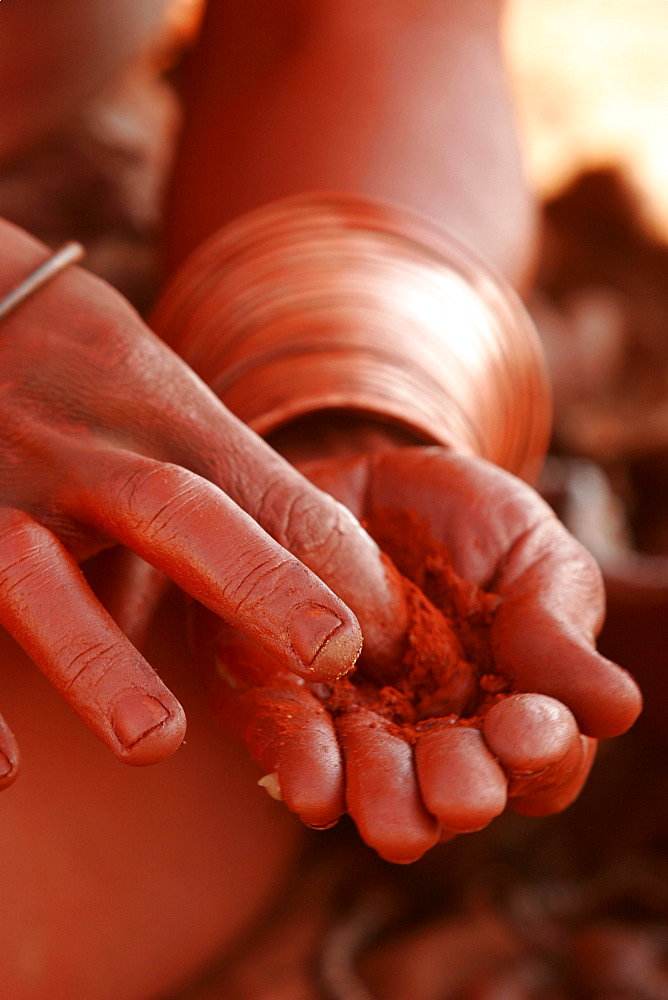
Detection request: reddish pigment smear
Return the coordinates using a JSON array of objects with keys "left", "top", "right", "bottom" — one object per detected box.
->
[{"left": 313, "top": 508, "right": 510, "bottom": 743}]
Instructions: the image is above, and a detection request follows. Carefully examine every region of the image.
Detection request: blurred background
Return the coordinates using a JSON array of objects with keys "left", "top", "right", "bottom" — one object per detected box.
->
[{"left": 505, "top": 0, "right": 668, "bottom": 239}]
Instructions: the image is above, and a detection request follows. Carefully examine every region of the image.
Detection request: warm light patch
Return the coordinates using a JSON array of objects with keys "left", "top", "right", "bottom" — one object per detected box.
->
[{"left": 504, "top": 0, "right": 668, "bottom": 237}]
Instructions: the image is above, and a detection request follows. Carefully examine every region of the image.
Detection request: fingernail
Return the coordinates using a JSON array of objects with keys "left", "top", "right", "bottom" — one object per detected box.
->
[
  {"left": 258, "top": 773, "right": 283, "bottom": 801},
  {"left": 288, "top": 604, "right": 344, "bottom": 668},
  {"left": 0, "top": 751, "right": 13, "bottom": 778},
  {"left": 112, "top": 693, "right": 170, "bottom": 749}
]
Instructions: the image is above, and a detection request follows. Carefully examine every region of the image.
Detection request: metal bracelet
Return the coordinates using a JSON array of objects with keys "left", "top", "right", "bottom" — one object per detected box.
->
[{"left": 0, "top": 241, "right": 85, "bottom": 321}]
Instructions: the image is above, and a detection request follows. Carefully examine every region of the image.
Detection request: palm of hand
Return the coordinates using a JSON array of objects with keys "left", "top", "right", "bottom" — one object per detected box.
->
[{"left": 195, "top": 447, "right": 642, "bottom": 864}]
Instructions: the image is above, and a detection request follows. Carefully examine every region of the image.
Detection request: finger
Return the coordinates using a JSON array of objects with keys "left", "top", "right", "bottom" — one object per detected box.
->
[
  {"left": 0, "top": 508, "right": 186, "bottom": 765},
  {"left": 223, "top": 445, "right": 410, "bottom": 675},
  {"left": 415, "top": 726, "right": 507, "bottom": 833},
  {"left": 491, "top": 519, "right": 642, "bottom": 737},
  {"left": 71, "top": 452, "right": 363, "bottom": 683},
  {"left": 241, "top": 688, "right": 345, "bottom": 829},
  {"left": 481, "top": 693, "right": 583, "bottom": 800},
  {"left": 99, "top": 362, "right": 410, "bottom": 675},
  {"left": 482, "top": 697, "right": 597, "bottom": 817},
  {"left": 509, "top": 736, "right": 597, "bottom": 817},
  {"left": 212, "top": 632, "right": 345, "bottom": 829},
  {"left": 192, "top": 608, "right": 345, "bottom": 827},
  {"left": 0, "top": 711, "right": 20, "bottom": 790},
  {"left": 335, "top": 708, "right": 439, "bottom": 863},
  {"left": 182, "top": 391, "right": 411, "bottom": 674},
  {"left": 496, "top": 622, "right": 641, "bottom": 740}
]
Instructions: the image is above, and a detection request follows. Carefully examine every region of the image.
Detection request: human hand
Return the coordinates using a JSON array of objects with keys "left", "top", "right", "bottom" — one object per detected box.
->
[
  {"left": 0, "top": 220, "right": 414, "bottom": 785},
  {"left": 195, "top": 446, "right": 642, "bottom": 864}
]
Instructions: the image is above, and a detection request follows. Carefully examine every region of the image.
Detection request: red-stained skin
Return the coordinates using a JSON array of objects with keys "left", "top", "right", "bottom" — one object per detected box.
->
[
  {"left": 0, "top": 218, "right": 424, "bottom": 781},
  {"left": 151, "top": 0, "right": 640, "bottom": 869},
  {"left": 0, "top": 0, "right": 643, "bottom": 994},
  {"left": 0, "top": 592, "right": 304, "bottom": 1000},
  {"left": 195, "top": 446, "right": 641, "bottom": 864},
  {"left": 0, "top": 0, "right": 542, "bottom": 788},
  {"left": 165, "top": 0, "right": 537, "bottom": 290}
]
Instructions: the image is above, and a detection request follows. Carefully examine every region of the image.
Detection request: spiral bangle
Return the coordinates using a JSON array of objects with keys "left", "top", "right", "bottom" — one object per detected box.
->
[{"left": 152, "top": 194, "right": 551, "bottom": 483}]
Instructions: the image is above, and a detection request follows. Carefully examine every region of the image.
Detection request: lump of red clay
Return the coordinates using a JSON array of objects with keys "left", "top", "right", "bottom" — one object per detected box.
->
[{"left": 312, "top": 509, "right": 509, "bottom": 744}]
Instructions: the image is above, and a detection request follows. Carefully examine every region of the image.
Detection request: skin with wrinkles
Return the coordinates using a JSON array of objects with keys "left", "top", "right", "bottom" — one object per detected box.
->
[
  {"left": 0, "top": 0, "right": 542, "bottom": 799},
  {"left": 196, "top": 447, "right": 641, "bottom": 864},
  {"left": 0, "top": 217, "right": 418, "bottom": 782},
  {"left": 0, "top": 0, "right": 646, "bottom": 995}
]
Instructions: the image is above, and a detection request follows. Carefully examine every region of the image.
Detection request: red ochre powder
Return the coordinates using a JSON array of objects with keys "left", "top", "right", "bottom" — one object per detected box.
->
[{"left": 313, "top": 508, "right": 509, "bottom": 742}]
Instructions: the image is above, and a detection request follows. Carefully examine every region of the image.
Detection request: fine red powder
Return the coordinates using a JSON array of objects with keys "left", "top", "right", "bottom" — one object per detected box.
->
[{"left": 312, "top": 508, "right": 510, "bottom": 743}]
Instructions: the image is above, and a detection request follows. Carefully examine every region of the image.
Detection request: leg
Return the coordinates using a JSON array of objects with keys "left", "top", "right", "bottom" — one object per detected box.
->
[{"left": 0, "top": 592, "right": 302, "bottom": 1000}]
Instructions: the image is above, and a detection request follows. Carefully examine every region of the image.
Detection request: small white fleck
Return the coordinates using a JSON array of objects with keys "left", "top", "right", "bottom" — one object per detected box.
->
[{"left": 257, "top": 772, "right": 283, "bottom": 801}]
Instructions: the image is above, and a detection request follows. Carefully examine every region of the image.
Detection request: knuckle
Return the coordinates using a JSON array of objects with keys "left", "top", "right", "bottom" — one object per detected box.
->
[
  {"left": 253, "top": 477, "right": 295, "bottom": 533},
  {"left": 0, "top": 514, "right": 53, "bottom": 604},
  {"left": 113, "top": 462, "right": 202, "bottom": 539},
  {"left": 258, "top": 479, "right": 352, "bottom": 566},
  {"left": 0, "top": 552, "right": 49, "bottom": 606}
]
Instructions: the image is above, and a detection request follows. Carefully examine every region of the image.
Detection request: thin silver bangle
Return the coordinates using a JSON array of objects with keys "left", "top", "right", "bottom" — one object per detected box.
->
[{"left": 0, "top": 241, "right": 85, "bottom": 322}]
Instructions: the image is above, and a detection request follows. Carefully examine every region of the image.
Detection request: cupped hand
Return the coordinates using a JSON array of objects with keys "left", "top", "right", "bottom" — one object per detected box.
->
[
  {"left": 195, "top": 446, "right": 641, "bottom": 864},
  {"left": 0, "top": 220, "right": 412, "bottom": 784}
]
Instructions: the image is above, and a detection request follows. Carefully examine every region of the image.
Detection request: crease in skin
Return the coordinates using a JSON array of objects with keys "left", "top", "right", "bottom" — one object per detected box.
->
[
  {"left": 504, "top": 762, "right": 550, "bottom": 781},
  {"left": 258, "top": 477, "right": 351, "bottom": 564},
  {"left": 60, "top": 640, "right": 119, "bottom": 693},
  {"left": 227, "top": 556, "right": 294, "bottom": 615},
  {"left": 104, "top": 461, "right": 199, "bottom": 529},
  {"left": 258, "top": 482, "right": 302, "bottom": 541},
  {"left": 294, "top": 515, "right": 349, "bottom": 578},
  {"left": 487, "top": 513, "right": 555, "bottom": 594},
  {"left": 0, "top": 512, "right": 28, "bottom": 547},
  {"left": 494, "top": 514, "right": 606, "bottom": 636},
  {"left": 140, "top": 490, "right": 204, "bottom": 541},
  {"left": 285, "top": 495, "right": 350, "bottom": 557},
  {"left": 0, "top": 553, "right": 53, "bottom": 602},
  {"left": 122, "top": 476, "right": 205, "bottom": 540}
]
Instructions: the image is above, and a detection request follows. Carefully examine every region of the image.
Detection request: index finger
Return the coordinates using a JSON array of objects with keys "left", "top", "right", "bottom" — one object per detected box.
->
[
  {"left": 168, "top": 400, "right": 412, "bottom": 674},
  {"left": 67, "top": 449, "right": 364, "bottom": 682}
]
